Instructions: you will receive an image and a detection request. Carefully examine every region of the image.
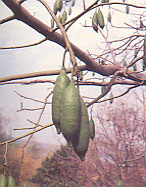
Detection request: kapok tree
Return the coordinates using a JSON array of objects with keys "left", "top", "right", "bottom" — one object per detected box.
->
[{"left": 0, "top": 0, "right": 146, "bottom": 183}]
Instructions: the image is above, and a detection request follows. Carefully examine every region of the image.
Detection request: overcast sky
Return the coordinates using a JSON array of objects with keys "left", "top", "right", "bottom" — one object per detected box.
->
[{"left": 0, "top": 0, "right": 145, "bottom": 146}]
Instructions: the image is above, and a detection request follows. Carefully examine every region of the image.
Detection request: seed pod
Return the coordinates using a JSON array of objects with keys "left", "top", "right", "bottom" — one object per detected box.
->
[
  {"left": 143, "top": 33, "right": 146, "bottom": 69},
  {"left": 0, "top": 175, "right": 7, "bottom": 187},
  {"left": 92, "top": 11, "right": 98, "bottom": 32},
  {"left": 52, "top": 68, "right": 70, "bottom": 134},
  {"left": 62, "top": 10, "right": 67, "bottom": 24},
  {"left": 102, "top": 0, "right": 109, "bottom": 2},
  {"left": 117, "top": 180, "right": 125, "bottom": 187},
  {"left": 134, "top": 47, "right": 138, "bottom": 58},
  {"left": 51, "top": 18, "right": 54, "bottom": 28},
  {"left": 60, "top": 81, "right": 81, "bottom": 146},
  {"left": 97, "top": 8, "right": 104, "bottom": 29},
  {"left": 53, "top": 0, "right": 58, "bottom": 15},
  {"left": 126, "top": 5, "right": 129, "bottom": 14},
  {"left": 133, "top": 63, "right": 137, "bottom": 71},
  {"left": 53, "top": 0, "right": 63, "bottom": 14},
  {"left": 89, "top": 117, "right": 95, "bottom": 140},
  {"left": 72, "top": 0, "right": 75, "bottom": 7},
  {"left": 109, "top": 92, "right": 113, "bottom": 104},
  {"left": 68, "top": 7, "right": 72, "bottom": 15},
  {"left": 123, "top": 59, "right": 127, "bottom": 66},
  {"left": 101, "top": 80, "right": 106, "bottom": 93},
  {"left": 73, "top": 97, "right": 89, "bottom": 161},
  {"left": 58, "top": 15, "right": 62, "bottom": 24},
  {"left": 57, "top": 0, "right": 63, "bottom": 12},
  {"left": 8, "top": 176, "right": 16, "bottom": 187},
  {"left": 107, "top": 11, "right": 111, "bottom": 23}
]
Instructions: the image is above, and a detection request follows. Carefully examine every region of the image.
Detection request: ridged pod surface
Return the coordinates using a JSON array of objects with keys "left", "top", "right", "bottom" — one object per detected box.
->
[
  {"left": 89, "top": 117, "right": 95, "bottom": 140},
  {"left": 52, "top": 68, "right": 70, "bottom": 134},
  {"left": 97, "top": 8, "right": 104, "bottom": 29},
  {"left": 73, "top": 97, "right": 89, "bottom": 161},
  {"left": 0, "top": 175, "right": 7, "bottom": 187},
  {"left": 8, "top": 176, "right": 16, "bottom": 187},
  {"left": 60, "top": 81, "right": 81, "bottom": 146}
]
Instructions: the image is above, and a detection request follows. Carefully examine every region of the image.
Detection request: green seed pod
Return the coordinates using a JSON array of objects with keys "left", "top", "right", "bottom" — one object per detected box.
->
[
  {"left": 73, "top": 97, "right": 89, "bottom": 161},
  {"left": 133, "top": 63, "right": 137, "bottom": 71},
  {"left": 54, "top": 0, "right": 63, "bottom": 14},
  {"left": 51, "top": 18, "right": 54, "bottom": 28},
  {"left": 60, "top": 81, "right": 81, "bottom": 146},
  {"left": 123, "top": 59, "right": 127, "bottom": 66},
  {"left": 72, "top": 0, "right": 75, "bottom": 7},
  {"left": 89, "top": 117, "right": 95, "bottom": 140},
  {"left": 52, "top": 68, "right": 70, "bottom": 134},
  {"left": 109, "top": 92, "right": 113, "bottom": 104},
  {"left": 143, "top": 33, "right": 146, "bottom": 70},
  {"left": 97, "top": 8, "right": 104, "bottom": 29},
  {"left": 68, "top": 7, "right": 72, "bottom": 15},
  {"left": 101, "top": 80, "right": 106, "bottom": 93},
  {"left": 62, "top": 10, "right": 67, "bottom": 24},
  {"left": 102, "top": 0, "right": 109, "bottom": 3},
  {"left": 8, "top": 176, "right": 16, "bottom": 187},
  {"left": 117, "top": 180, "right": 125, "bottom": 187},
  {"left": 58, "top": 15, "right": 62, "bottom": 24},
  {"left": 126, "top": 5, "right": 129, "bottom": 14},
  {"left": 53, "top": 0, "right": 58, "bottom": 15},
  {"left": 92, "top": 11, "right": 98, "bottom": 32},
  {"left": 107, "top": 11, "right": 111, "bottom": 23},
  {"left": 57, "top": 0, "right": 63, "bottom": 12},
  {"left": 0, "top": 175, "right": 7, "bottom": 187}
]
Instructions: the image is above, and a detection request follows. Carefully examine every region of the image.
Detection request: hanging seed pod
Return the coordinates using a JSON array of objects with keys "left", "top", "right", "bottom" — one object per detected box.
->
[
  {"left": 126, "top": 5, "right": 129, "bottom": 14},
  {"left": 51, "top": 18, "right": 54, "bottom": 28},
  {"left": 89, "top": 117, "right": 95, "bottom": 140},
  {"left": 92, "top": 11, "right": 98, "bottom": 32},
  {"left": 107, "top": 11, "right": 111, "bottom": 23},
  {"left": 109, "top": 92, "right": 113, "bottom": 104},
  {"left": 53, "top": 0, "right": 58, "bottom": 15},
  {"left": 102, "top": 0, "right": 109, "bottom": 3},
  {"left": 58, "top": 15, "right": 62, "bottom": 24},
  {"left": 60, "top": 81, "right": 81, "bottom": 146},
  {"left": 0, "top": 174, "right": 7, "bottom": 187},
  {"left": 72, "top": 0, "right": 75, "bottom": 7},
  {"left": 97, "top": 8, "right": 104, "bottom": 29},
  {"left": 68, "top": 7, "right": 72, "bottom": 15},
  {"left": 133, "top": 63, "right": 137, "bottom": 71},
  {"left": 53, "top": 0, "right": 63, "bottom": 14},
  {"left": 62, "top": 10, "right": 67, "bottom": 24},
  {"left": 8, "top": 176, "right": 16, "bottom": 187},
  {"left": 117, "top": 180, "right": 125, "bottom": 187},
  {"left": 143, "top": 33, "right": 146, "bottom": 69},
  {"left": 101, "top": 80, "right": 106, "bottom": 93},
  {"left": 123, "top": 59, "right": 127, "bottom": 66},
  {"left": 134, "top": 47, "right": 138, "bottom": 58},
  {"left": 57, "top": 0, "right": 63, "bottom": 12},
  {"left": 52, "top": 68, "right": 70, "bottom": 134},
  {"left": 73, "top": 97, "right": 90, "bottom": 161}
]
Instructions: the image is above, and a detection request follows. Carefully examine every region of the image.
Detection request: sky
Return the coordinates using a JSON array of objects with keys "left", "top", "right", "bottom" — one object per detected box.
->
[{"left": 0, "top": 0, "right": 146, "bottom": 146}]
